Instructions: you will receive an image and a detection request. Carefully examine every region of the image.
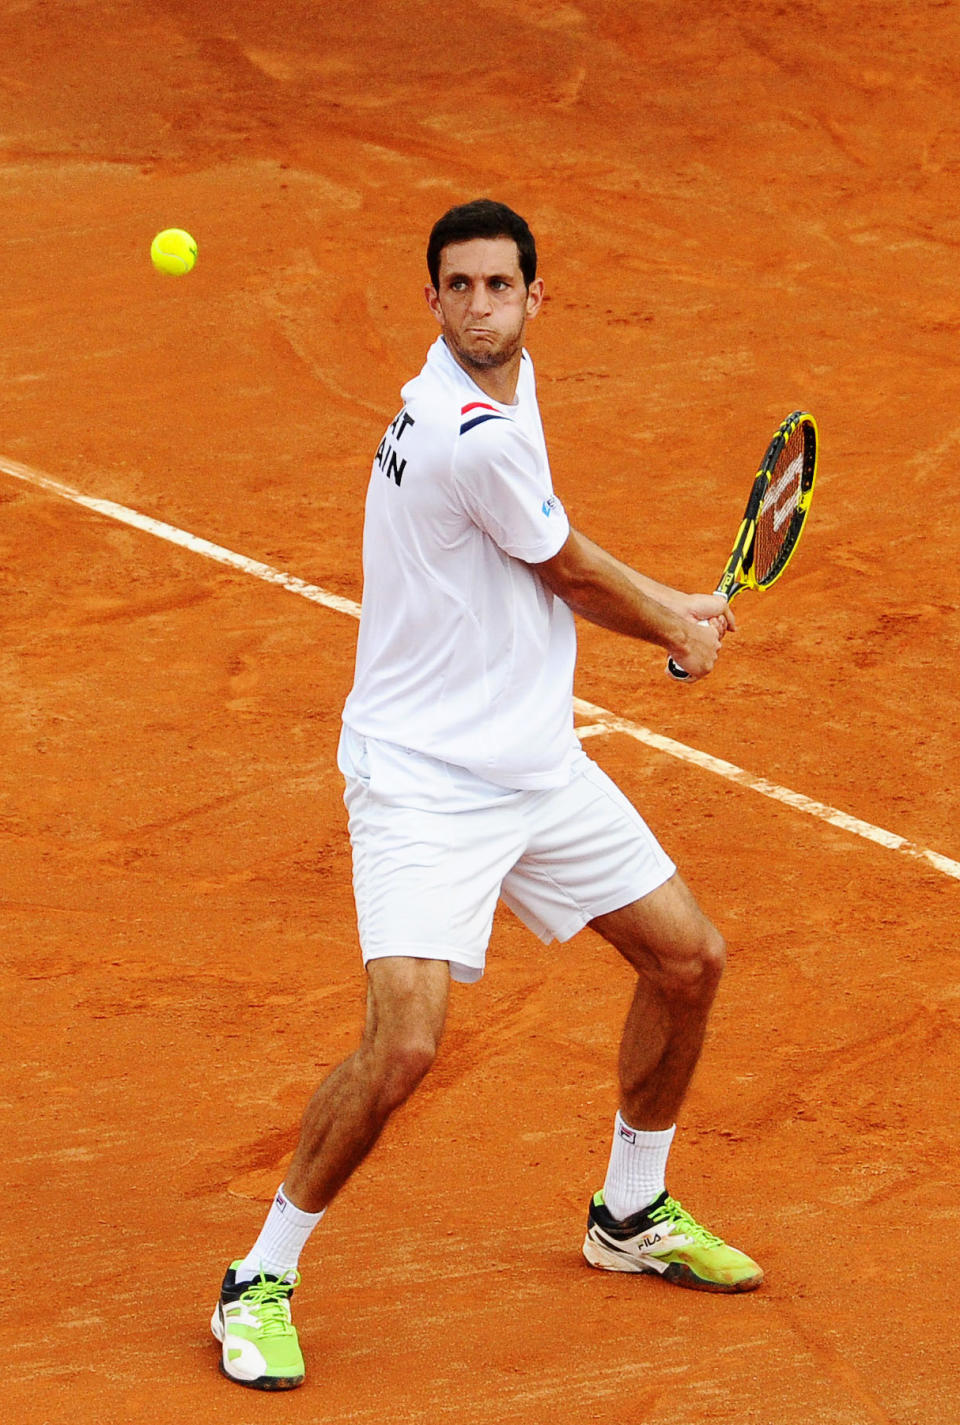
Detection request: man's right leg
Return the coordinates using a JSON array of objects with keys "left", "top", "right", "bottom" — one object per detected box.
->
[
  {"left": 212, "top": 956, "right": 450, "bottom": 1390},
  {"left": 284, "top": 955, "right": 451, "bottom": 1211}
]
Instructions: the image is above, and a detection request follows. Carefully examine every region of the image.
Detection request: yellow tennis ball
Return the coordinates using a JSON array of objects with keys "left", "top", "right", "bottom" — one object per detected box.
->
[{"left": 150, "top": 228, "right": 198, "bottom": 276}]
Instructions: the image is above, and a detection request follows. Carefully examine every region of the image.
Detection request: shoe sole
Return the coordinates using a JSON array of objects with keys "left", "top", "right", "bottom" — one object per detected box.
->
[
  {"left": 583, "top": 1231, "right": 763, "bottom": 1293},
  {"left": 210, "top": 1304, "right": 305, "bottom": 1390}
]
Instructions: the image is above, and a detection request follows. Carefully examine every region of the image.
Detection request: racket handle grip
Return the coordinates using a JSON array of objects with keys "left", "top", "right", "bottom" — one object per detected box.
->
[
  {"left": 665, "top": 616, "right": 709, "bottom": 682},
  {"left": 665, "top": 597, "right": 730, "bottom": 681}
]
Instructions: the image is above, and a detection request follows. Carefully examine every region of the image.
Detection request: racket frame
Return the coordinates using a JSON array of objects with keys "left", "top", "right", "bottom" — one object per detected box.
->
[
  {"left": 719, "top": 409, "right": 818, "bottom": 602},
  {"left": 667, "top": 410, "right": 818, "bottom": 680}
]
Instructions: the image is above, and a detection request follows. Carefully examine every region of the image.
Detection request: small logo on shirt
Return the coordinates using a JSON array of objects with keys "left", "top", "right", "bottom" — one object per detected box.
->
[
  {"left": 460, "top": 401, "right": 508, "bottom": 436},
  {"left": 542, "top": 496, "right": 560, "bottom": 518}
]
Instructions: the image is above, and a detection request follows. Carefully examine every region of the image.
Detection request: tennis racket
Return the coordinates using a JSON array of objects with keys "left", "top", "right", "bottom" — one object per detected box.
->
[{"left": 667, "top": 410, "right": 818, "bottom": 680}]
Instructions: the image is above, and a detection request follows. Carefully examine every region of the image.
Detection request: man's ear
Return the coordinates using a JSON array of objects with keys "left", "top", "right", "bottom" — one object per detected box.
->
[
  {"left": 425, "top": 285, "right": 443, "bottom": 324},
  {"left": 525, "top": 277, "right": 545, "bottom": 320}
]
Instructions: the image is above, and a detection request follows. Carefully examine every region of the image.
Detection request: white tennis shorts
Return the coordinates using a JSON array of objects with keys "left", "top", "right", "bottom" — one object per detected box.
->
[{"left": 340, "top": 733, "right": 676, "bottom": 984}]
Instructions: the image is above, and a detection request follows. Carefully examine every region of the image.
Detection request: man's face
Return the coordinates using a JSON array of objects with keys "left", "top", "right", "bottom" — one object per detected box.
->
[{"left": 426, "top": 237, "right": 543, "bottom": 374}]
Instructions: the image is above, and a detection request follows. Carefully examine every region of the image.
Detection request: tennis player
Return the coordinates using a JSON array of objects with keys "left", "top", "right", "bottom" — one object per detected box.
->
[{"left": 211, "top": 199, "right": 762, "bottom": 1392}]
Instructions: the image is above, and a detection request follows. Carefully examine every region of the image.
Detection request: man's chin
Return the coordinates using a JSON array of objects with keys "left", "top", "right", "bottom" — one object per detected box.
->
[{"left": 456, "top": 340, "right": 514, "bottom": 371}]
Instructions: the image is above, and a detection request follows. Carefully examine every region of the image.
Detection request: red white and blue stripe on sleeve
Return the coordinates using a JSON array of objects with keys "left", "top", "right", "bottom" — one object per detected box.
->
[{"left": 459, "top": 401, "right": 509, "bottom": 435}]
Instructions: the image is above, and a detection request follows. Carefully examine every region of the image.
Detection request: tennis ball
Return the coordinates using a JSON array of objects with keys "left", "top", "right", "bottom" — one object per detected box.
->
[{"left": 150, "top": 228, "right": 198, "bottom": 276}]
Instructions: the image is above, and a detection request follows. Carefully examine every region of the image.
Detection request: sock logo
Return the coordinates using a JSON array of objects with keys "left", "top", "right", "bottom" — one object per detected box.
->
[
  {"left": 275, "top": 1191, "right": 287, "bottom": 1214},
  {"left": 618, "top": 1125, "right": 637, "bottom": 1144}
]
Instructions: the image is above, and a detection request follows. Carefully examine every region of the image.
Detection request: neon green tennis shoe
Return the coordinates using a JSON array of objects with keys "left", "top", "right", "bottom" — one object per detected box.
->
[
  {"left": 211, "top": 1263, "right": 305, "bottom": 1390},
  {"left": 583, "top": 1190, "right": 763, "bottom": 1292}
]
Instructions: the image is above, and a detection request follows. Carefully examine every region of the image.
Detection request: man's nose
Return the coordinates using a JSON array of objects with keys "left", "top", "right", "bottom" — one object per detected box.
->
[{"left": 468, "top": 282, "right": 493, "bottom": 316}]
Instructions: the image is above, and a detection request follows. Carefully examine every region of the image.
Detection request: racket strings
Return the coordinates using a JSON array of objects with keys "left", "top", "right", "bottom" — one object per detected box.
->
[{"left": 753, "top": 424, "right": 807, "bottom": 584}]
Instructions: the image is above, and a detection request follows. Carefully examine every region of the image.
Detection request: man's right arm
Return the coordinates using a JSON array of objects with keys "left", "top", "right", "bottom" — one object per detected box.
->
[{"left": 532, "top": 527, "right": 731, "bottom": 681}]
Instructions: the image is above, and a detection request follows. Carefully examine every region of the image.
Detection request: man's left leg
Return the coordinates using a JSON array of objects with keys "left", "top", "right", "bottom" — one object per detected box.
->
[{"left": 582, "top": 873, "right": 763, "bottom": 1292}]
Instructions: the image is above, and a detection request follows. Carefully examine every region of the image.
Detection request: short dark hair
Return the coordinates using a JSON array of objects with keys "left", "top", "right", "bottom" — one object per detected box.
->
[{"left": 427, "top": 199, "right": 537, "bottom": 290}]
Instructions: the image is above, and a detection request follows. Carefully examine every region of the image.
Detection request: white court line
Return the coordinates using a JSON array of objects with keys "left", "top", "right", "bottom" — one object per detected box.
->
[
  {"left": 3, "top": 453, "right": 959, "bottom": 884},
  {"left": 573, "top": 703, "right": 960, "bottom": 881},
  {"left": 0, "top": 457, "right": 362, "bottom": 618}
]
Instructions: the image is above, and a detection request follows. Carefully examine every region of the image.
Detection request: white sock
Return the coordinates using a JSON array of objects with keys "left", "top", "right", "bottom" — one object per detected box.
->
[
  {"left": 601, "top": 1112, "right": 676, "bottom": 1221},
  {"left": 235, "top": 1184, "right": 325, "bottom": 1283}
]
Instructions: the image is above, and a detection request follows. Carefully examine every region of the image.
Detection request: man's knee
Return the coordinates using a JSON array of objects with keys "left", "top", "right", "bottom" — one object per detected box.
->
[
  {"left": 698, "top": 920, "right": 726, "bottom": 984},
  {"left": 669, "top": 920, "right": 726, "bottom": 999},
  {"left": 362, "top": 957, "right": 449, "bottom": 1112},
  {"left": 371, "top": 1029, "right": 440, "bottom": 1112},
  {"left": 592, "top": 876, "right": 726, "bottom": 998}
]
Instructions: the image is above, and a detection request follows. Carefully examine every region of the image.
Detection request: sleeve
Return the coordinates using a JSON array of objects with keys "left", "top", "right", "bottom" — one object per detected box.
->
[{"left": 451, "top": 418, "right": 570, "bottom": 562}]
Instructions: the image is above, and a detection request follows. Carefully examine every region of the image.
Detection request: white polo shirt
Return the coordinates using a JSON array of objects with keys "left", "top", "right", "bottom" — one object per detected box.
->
[{"left": 341, "top": 336, "right": 581, "bottom": 792}]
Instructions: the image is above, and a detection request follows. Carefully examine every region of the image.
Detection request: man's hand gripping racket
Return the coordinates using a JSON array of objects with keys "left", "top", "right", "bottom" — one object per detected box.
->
[{"left": 667, "top": 410, "right": 819, "bottom": 680}]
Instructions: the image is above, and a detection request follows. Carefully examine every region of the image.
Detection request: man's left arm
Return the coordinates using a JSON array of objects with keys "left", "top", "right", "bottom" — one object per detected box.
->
[{"left": 532, "top": 527, "right": 735, "bottom": 681}]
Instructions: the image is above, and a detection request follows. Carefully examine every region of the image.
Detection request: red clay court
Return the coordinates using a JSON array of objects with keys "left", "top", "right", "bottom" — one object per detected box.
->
[{"left": 2, "top": 3, "right": 958, "bottom": 1422}]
